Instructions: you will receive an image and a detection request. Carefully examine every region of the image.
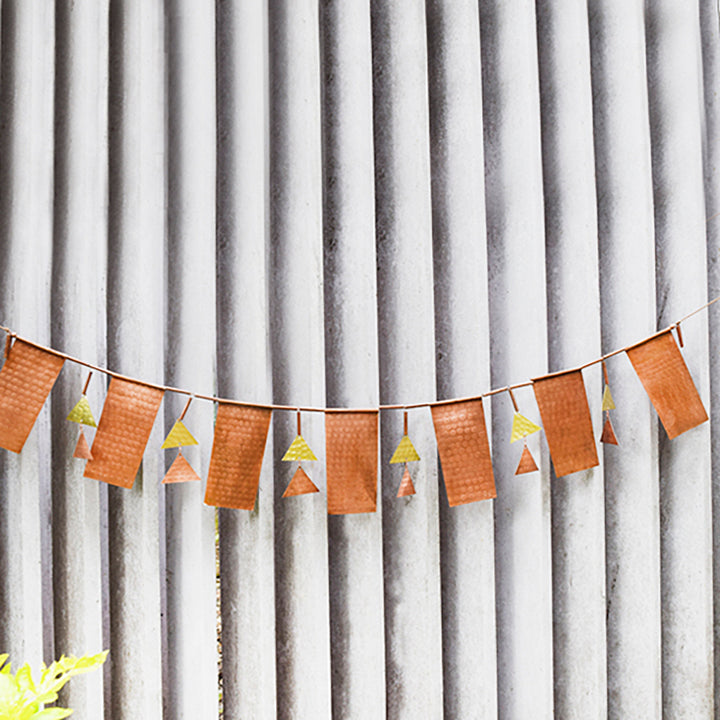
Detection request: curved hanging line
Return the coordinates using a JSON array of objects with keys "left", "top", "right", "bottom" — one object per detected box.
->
[{"left": 1, "top": 294, "right": 718, "bottom": 415}]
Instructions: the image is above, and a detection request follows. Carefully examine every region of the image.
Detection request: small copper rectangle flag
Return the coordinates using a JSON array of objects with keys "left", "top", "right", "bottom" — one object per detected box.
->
[
  {"left": 204, "top": 403, "right": 272, "bottom": 509},
  {"left": 626, "top": 330, "right": 707, "bottom": 439},
  {"left": 431, "top": 399, "right": 496, "bottom": 506},
  {"left": 84, "top": 378, "right": 164, "bottom": 488},
  {"left": 533, "top": 369, "right": 599, "bottom": 477},
  {"left": 0, "top": 340, "right": 64, "bottom": 453},
  {"left": 326, "top": 410, "right": 378, "bottom": 515}
]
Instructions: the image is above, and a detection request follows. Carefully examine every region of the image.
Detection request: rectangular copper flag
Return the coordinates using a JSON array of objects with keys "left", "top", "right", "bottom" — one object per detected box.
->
[
  {"left": 204, "top": 403, "right": 272, "bottom": 509},
  {"left": 0, "top": 339, "right": 64, "bottom": 453},
  {"left": 431, "top": 398, "right": 496, "bottom": 506},
  {"left": 84, "top": 378, "right": 164, "bottom": 488},
  {"left": 326, "top": 410, "right": 378, "bottom": 515},
  {"left": 533, "top": 369, "right": 599, "bottom": 477},
  {"left": 626, "top": 330, "right": 708, "bottom": 439}
]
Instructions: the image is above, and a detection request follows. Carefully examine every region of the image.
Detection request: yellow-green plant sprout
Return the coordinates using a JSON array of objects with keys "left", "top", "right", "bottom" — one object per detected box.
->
[{"left": 0, "top": 651, "right": 107, "bottom": 719}]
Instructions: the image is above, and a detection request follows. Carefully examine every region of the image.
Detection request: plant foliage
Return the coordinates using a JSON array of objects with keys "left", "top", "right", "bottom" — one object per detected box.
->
[{"left": 0, "top": 651, "right": 107, "bottom": 719}]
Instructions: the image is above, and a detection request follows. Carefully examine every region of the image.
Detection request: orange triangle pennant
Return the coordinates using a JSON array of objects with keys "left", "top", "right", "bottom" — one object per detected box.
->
[
  {"left": 397, "top": 464, "right": 416, "bottom": 497},
  {"left": 282, "top": 466, "right": 319, "bottom": 497},
  {"left": 515, "top": 444, "right": 538, "bottom": 475},
  {"left": 162, "top": 451, "right": 201, "bottom": 484},
  {"left": 73, "top": 429, "right": 93, "bottom": 460},
  {"left": 600, "top": 415, "right": 618, "bottom": 445}
]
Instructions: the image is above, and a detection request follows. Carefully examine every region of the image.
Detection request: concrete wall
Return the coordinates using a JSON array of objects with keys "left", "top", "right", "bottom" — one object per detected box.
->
[{"left": 0, "top": 1, "right": 718, "bottom": 717}]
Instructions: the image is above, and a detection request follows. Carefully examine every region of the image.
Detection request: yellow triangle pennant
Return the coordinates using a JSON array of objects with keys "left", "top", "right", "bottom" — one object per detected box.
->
[
  {"left": 510, "top": 412, "right": 541, "bottom": 443},
  {"left": 390, "top": 434, "right": 420, "bottom": 463},
  {"left": 282, "top": 434, "right": 318, "bottom": 462},
  {"left": 601, "top": 385, "right": 615, "bottom": 411},
  {"left": 161, "top": 420, "right": 199, "bottom": 449},
  {"left": 67, "top": 395, "right": 97, "bottom": 427}
]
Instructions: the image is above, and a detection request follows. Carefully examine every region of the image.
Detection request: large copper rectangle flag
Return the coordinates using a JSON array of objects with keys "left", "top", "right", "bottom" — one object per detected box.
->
[
  {"left": 326, "top": 410, "right": 378, "bottom": 514},
  {"left": 0, "top": 339, "right": 64, "bottom": 453},
  {"left": 533, "top": 369, "right": 598, "bottom": 477},
  {"left": 84, "top": 378, "right": 164, "bottom": 488},
  {"left": 626, "top": 330, "right": 707, "bottom": 439},
  {"left": 204, "top": 403, "right": 272, "bottom": 509},
  {"left": 431, "top": 398, "right": 496, "bottom": 506}
]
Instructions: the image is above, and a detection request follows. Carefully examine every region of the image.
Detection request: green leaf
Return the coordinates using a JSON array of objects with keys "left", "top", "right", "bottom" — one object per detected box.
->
[{"left": 31, "top": 708, "right": 73, "bottom": 719}]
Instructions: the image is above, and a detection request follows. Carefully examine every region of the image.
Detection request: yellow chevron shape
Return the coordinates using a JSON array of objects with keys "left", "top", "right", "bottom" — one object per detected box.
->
[
  {"left": 161, "top": 420, "right": 199, "bottom": 449},
  {"left": 390, "top": 434, "right": 420, "bottom": 463},
  {"left": 66, "top": 395, "right": 97, "bottom": 427},
  {"left": 282, "top": 434, "right": 317, "bottom": 462},
  {"left": 601, "top": 385, "right": 615, "bottom": 411},
  {"left": 510, "top": 412, "right": 541, "bottom": 443}
]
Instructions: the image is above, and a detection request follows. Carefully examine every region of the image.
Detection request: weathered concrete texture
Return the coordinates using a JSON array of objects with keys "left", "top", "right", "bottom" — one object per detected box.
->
[
  {"left": 588, "top": 0, "right": 662, "bottom": 717},
  {"left": 479, "top": 0, "right": 553, "bottom": 717},
  {"left": 426, "top": 0, "right": 497, "bottom": 717},
  {"left": 536, "top": 2, "right": 607, "bottom": 718},
  {"left": 372, "top": 1, "right": 443, "bottom": 717},
  {"left": 216, "top": 2, "right": 277, "bottom": 719},
  {"left": 106, "top": 0, "right": 165, "bottom": 717},
  {"left": 164, "top": 1, "right": 218, "bottom": 718},
  {"left": 321, "top": 1, "right": 386, "bottom": 718},
  {"left": 50, "top": 1, "right": 108, "bottom": 717},
  {"left": 646, "top": 2, "right": 714, "bottom": 717},
  {"left": 0, "top": 0, "right": 55, "bottom": 670},
  {"left": 269, "top": 2, "right": 332, "bottom": 718},
  {"left": 699, "top": 2, "right": 720, "bottom": 716}
]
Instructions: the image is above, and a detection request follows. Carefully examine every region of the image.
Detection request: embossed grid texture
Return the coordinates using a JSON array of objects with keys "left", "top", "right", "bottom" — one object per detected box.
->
[
  {"left": 326, "top": 411, "right": 378, "bottom": 514},
  {"left": 0, "top": 340, "right": 64, "bottom": 453},
  {"left": 626, "top": 330, "right": 708, "bottom": 439},
  {"left": 84, "top": 378, "right": 164, "bottom": 488},
  {"left": 431, "top": 398, "right": 496, "bottom": 506},
  {"left": 204, "top": 403, "right": 272, "bottom": 509},
  {"left": 533, "top": 369, "right": 599, "bottom": 477}
]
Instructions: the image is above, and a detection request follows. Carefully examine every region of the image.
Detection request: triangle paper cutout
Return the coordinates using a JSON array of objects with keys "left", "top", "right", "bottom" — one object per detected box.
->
[
  {"left": 390, "top": 434, "right": 420, "bottom": 463},
  {"left": 67, "top": 395, "right": 97, "bottom": 427},
  {"left": 510, "top": 412, "right": 541, "bottom": 443},
  {"left": 397, "top": 465, "right": 416, "bottom": 497},
  {"left": 282, "top": 435, "right": 318, "bottom": 462},
  {"left": 515, "top": 444, "right": 538, "bottom": 474},
  {"left": 161, "top": 420, "right": 199, "bottom": 449},
  {"left": 600, "top": 415, "right": 618, "bottom": 445},
  {"left": 162, "top": 451, "right": 201, "bottom": 483},
  {"left": 73, "top": 429, "right": 93, "bottom": 460},
  {"left": 601, "top": 385, "right": 615, "bottom": 411},
  {"left": 282, "top": 465, "right": 319, "bottom": 497}
]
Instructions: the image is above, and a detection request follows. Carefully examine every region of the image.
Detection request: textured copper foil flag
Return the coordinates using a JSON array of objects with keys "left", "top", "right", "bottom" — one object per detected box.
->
[
  {"left": 326, "top": 410, "right": 378, "bottom": 514},
  {"left": 73, "top": 429, "right": 93, "bottom": 460},
  {"left": 283, "top": 466, "right": 319, "bottom": 497},
  {"left": 397, "top": 464, "right": 416, "bottom": 497},
  {"left": 533, "top": 369, "right": 599, "bottom": 477},
  {"left": 205, "top": 403, "right": 272, "bottom": 509},
  {"left": 162, "top": 451, "right": 201, "bottom": 484},
  {"left": 0, "top": 340, "right": 64, "bottom": 453},
  {"left": 626, "top": 330, "right": 708, "bottom": 439},
  {"left": 431, "top": 399, "right": 496, "bottom": 506},
  {"left": 515, "top": 443, "right": 538, "bottom": 474},
  {"left": 84, "top": 378, "right": 164, "bottom": 488}
]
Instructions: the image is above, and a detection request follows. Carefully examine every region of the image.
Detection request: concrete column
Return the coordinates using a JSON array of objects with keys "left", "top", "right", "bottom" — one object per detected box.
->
[
  {"left": 106, "top": 0, "right": 165, "bottom": 716},
  {"left": 425, "top": 1, "right": 497, "bottom": 717},
  {"left": 588, "top": 0, "right": 661, "bottom": 716},
  {"left": 50, "top": 0, "right": 108, "bottom": 714},
  {"left": 163, "top": 0, "right": 217, "bottom": 717},
  {"left": 269, "top": 2, "right": 331, "bottom": 717},
  {"left": 536, "top": 2, "right": 606, "bottom": 717},
  {"left": 321, "top": 2, "right": 386, "bottom": 718},
  {"left": 216, "top": 2, "right": 276, "bottom": 718},
  {"left": 478, "top": 1, "right": 553, "bottom": 716},
  {"left": 371, "top": 1, "right": 443, "bottom": 717},
  {"left": 645, "top": 2, "right": 714, "bottom": 716},
  {"left": 699, "top": 1, "right": 720, "bottom": 715},
  {"left": 0, "top": 0, "right": 55, "bottom": 668}
]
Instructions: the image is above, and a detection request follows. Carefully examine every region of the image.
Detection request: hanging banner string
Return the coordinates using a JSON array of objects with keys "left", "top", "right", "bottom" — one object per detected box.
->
[{"left": 2, "top": 292, "right": 719, "bottom": 415}]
